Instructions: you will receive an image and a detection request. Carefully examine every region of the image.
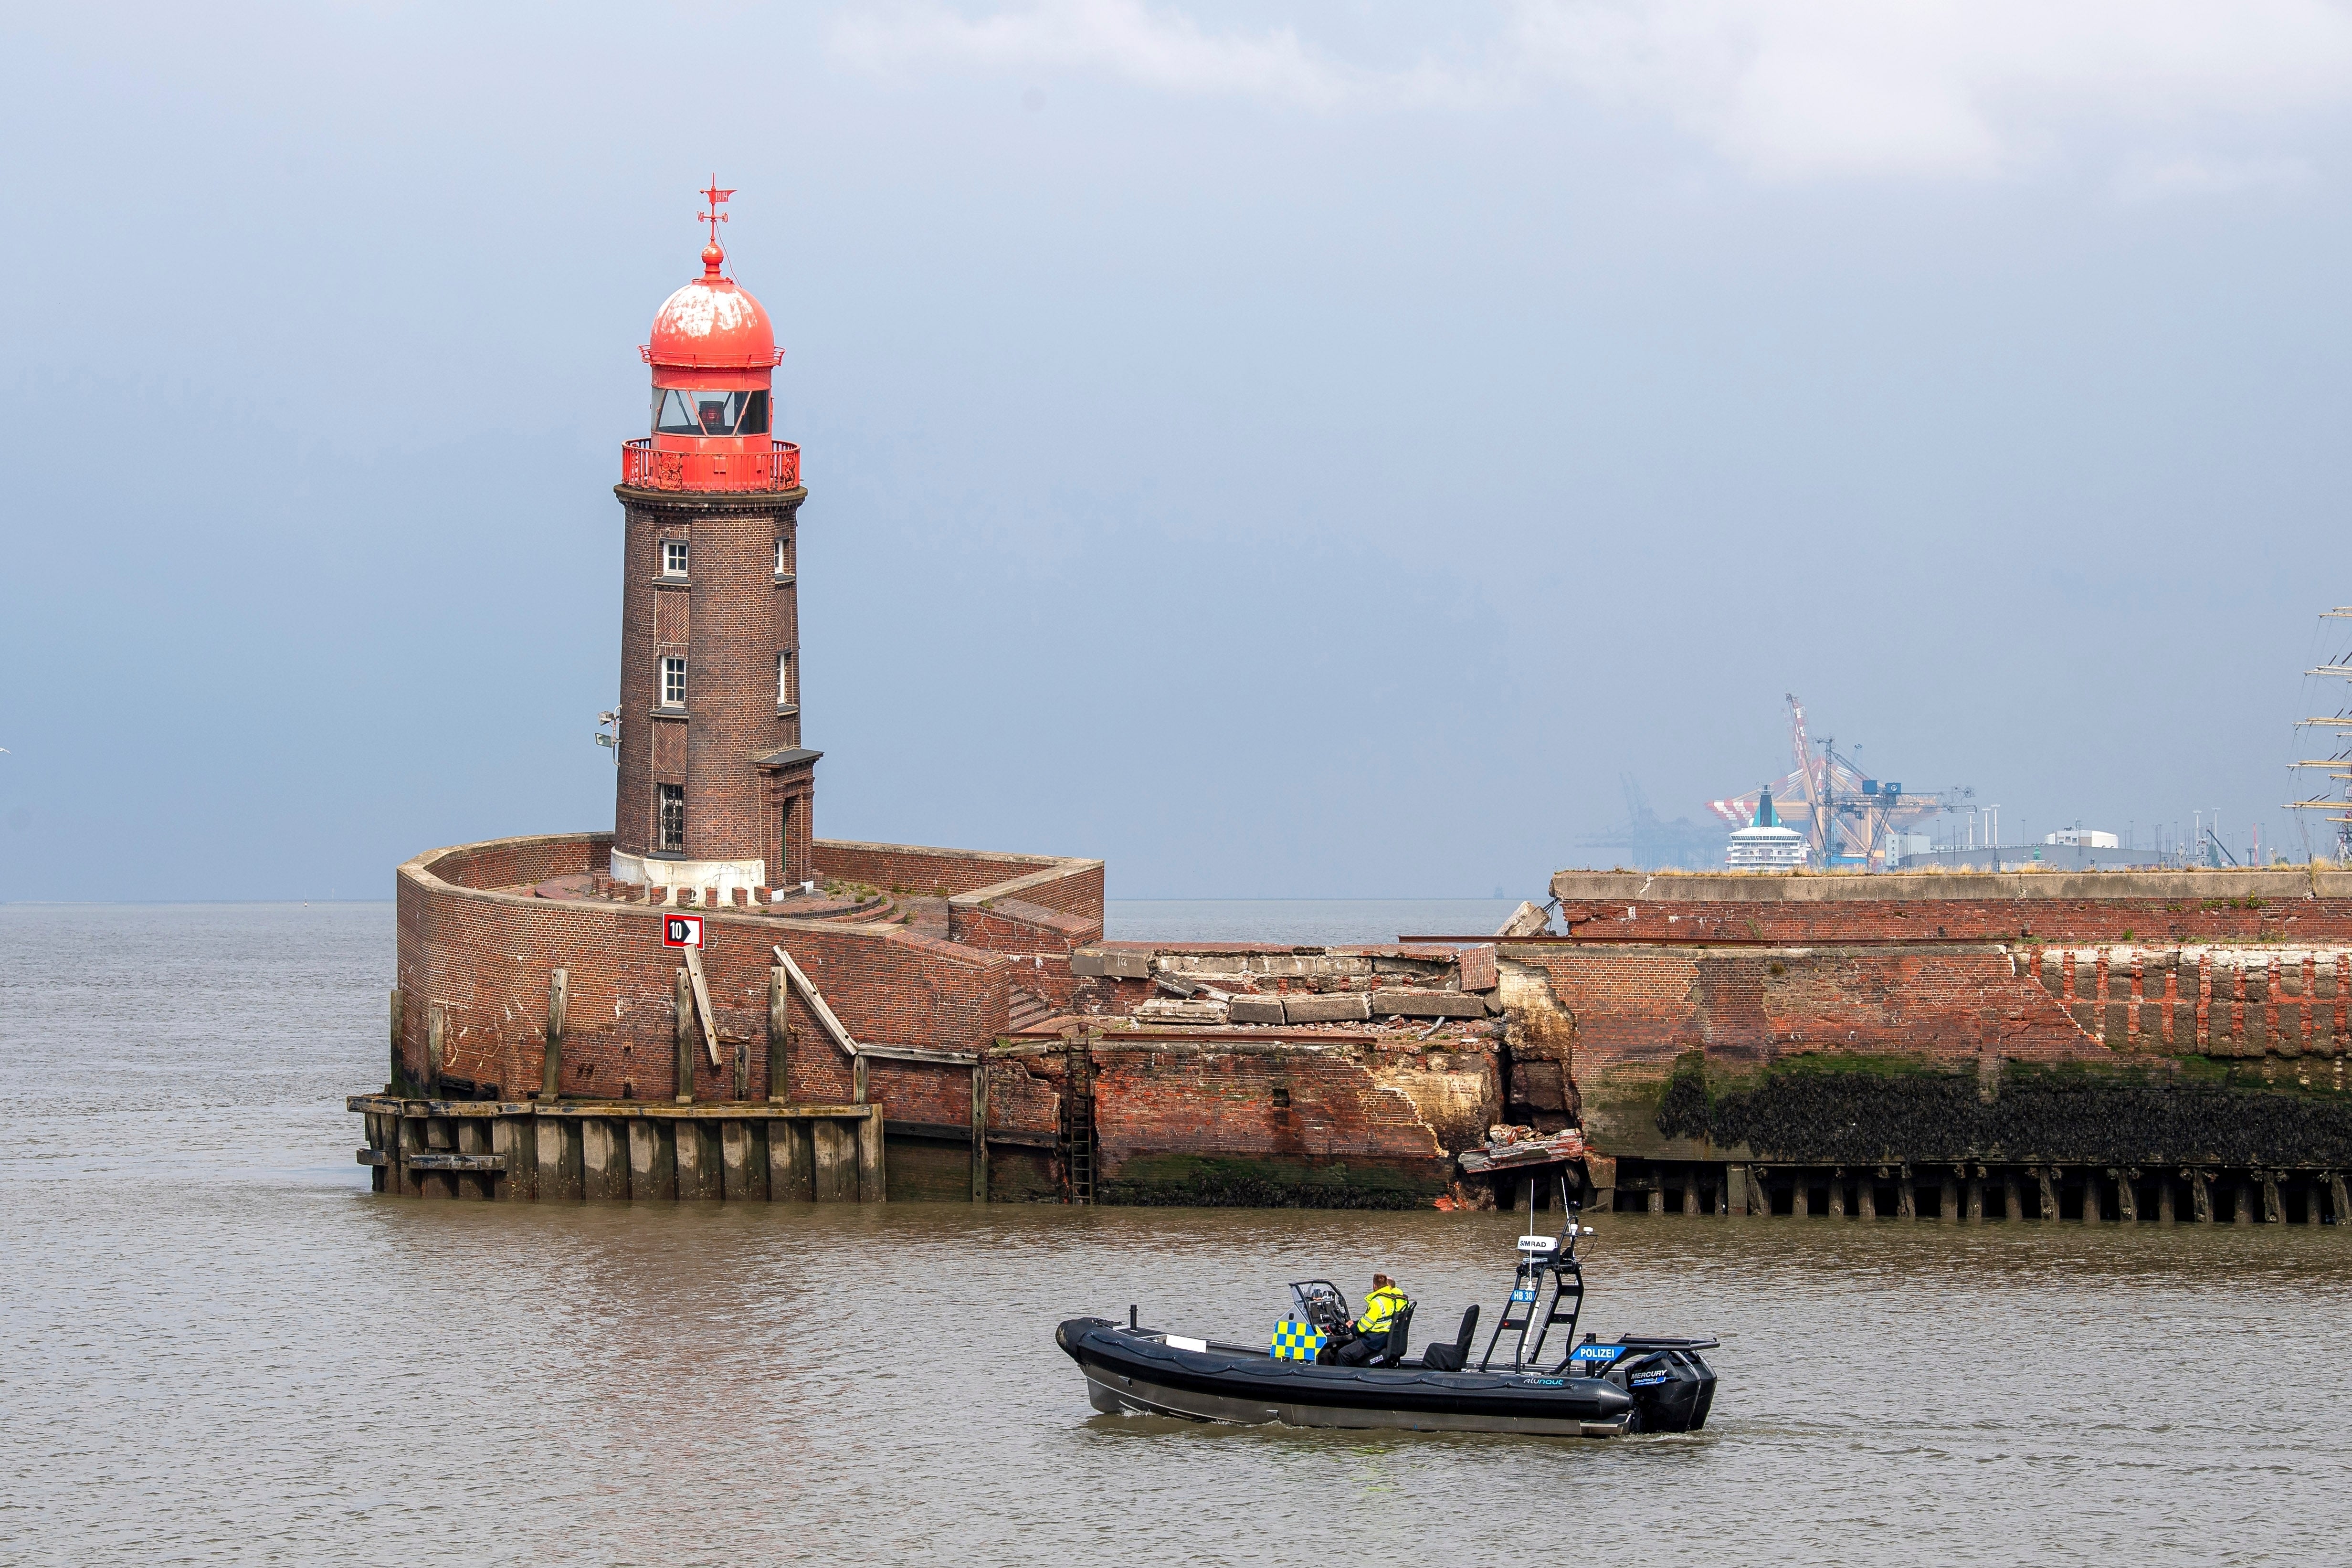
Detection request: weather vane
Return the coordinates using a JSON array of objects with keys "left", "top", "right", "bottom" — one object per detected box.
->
[{"left": 700, "top": 175, "right": 735, "bottom": 244}]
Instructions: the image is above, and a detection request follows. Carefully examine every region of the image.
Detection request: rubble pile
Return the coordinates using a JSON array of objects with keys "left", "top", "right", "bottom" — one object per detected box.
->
[{"left": 1456, "top": 1122, "right": 1587, "bottom": 1174}]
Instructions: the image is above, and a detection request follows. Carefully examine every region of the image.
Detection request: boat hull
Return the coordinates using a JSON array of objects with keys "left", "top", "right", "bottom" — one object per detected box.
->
[{"left": 1059, "top": 1317, "right": 1637, "bottom": 1438}]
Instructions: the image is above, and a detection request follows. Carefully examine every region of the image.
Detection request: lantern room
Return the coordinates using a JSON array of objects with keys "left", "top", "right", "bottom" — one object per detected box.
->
[{"left": 621, "top": 182, "right": 802, "bottom": 493}]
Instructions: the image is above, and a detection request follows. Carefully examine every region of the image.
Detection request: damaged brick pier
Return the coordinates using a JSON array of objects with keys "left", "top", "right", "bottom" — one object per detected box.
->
[{"left": 346, "top": 209, "right": 2352, "bottom": 1221}]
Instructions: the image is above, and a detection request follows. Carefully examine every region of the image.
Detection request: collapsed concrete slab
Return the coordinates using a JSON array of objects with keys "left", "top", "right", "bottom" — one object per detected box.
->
[
  {"left": 1369, "top": 989, "right": 1490, "bottom": 1019},
  {"left": 1285, "top": 993, "right": 1373, "bottom": 1023}
]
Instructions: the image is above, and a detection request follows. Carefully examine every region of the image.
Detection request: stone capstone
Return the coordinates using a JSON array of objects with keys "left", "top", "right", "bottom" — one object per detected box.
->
[
  {"left": 1369, "top": 989, "right": 1490, "bottom": 1018},
  {"left": 1283, "top": 993, "right": 1373, "bottom": 1023}
]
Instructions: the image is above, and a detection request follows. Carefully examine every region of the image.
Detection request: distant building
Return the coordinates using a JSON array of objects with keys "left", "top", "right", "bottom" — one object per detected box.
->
[
  {"left": 2046, "top": 829, "right": 2120, "bottom": 849},
  {"left": 1886, "top": 832, "right": 1935, "bottom": 867},
  {"left": 1727, "top": 786, "right": 1809, "bottom": 870}
]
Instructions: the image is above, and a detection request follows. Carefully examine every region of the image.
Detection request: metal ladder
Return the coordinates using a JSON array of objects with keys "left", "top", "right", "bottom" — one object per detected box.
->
[
  {"left": 1480, "top": 1174, "right": 1587, "bottom": 1372},
  {"left": 1063, "top": 1035, "right": 1096, "bottom": 1205}
]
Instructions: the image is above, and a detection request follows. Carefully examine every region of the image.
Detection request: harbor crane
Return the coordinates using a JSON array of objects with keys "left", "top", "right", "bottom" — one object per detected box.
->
[{"left": 1706, "top": 695, "right": 1958, "bottom": 870}]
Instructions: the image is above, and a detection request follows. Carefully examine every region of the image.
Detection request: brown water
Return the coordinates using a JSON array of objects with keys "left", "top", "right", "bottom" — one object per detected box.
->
[{"left": 6, "top": 903, "right": 2352, "bottom": 1566}]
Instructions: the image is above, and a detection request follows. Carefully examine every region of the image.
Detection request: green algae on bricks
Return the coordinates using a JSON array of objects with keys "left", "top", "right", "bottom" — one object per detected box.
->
[
  {"left": 1655, "top": 1052, "right": 2352, "bottom": 1167},
  {"left": 1099, "top": 1153, "right": 1446, "bottom": 1209}
]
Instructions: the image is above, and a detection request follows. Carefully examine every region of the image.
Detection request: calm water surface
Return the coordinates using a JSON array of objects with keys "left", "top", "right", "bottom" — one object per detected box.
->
[{"left": 5, "top": 903, "right": 2350, "bottom": 1565}]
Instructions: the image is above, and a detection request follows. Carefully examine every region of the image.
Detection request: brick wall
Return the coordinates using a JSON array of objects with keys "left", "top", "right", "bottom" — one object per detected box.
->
[
  {"left": 815, "top": 839, "right": 1082, "bottom": 897},
  {"left": 397, "top": 831, "right": 1013, "bottom": 1112},
  {"left": 1513, "top": 944, "right": 2101, "bottom": 1077},
  {"left": 614, "top": 488, "right": 806, "bottom": 870},
  {"left": 1549, "top": 868, "right": 2352, "bottom": 946},
  {"left": 1088, "top": 1042, "right": 1455, "bottom": 1202},
  {"left": 2016, "top": 944, "right": 2352, "bottom": 1055}
]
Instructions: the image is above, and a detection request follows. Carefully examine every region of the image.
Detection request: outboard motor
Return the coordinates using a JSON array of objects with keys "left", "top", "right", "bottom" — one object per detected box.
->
[{"left": 1572, "top": 1334, "right": 1720, "bottom": 1432}]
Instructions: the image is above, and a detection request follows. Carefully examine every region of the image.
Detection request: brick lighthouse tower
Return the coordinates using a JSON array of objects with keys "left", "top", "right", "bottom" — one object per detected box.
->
[{"left": 609, "top": 182, "right": 816, "bottom": 898}]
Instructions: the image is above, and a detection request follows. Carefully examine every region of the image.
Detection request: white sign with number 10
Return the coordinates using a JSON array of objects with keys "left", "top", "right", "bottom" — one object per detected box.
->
[{"left": 663, "top": 913, "right": 705, "bottom": 949}]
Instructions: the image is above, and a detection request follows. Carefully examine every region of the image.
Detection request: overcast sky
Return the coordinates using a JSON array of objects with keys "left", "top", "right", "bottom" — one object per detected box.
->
[{"left": 5, "top": 0, "right": 2352, "bottom": 901}]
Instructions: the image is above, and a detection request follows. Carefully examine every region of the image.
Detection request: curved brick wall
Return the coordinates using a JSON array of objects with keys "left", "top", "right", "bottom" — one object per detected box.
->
[
  {"left": 817, "top": 837, "right": 1103, "bottom": 921},
  {"left": 395, "top": 831, "right": 1022, "bottom": 1107}
]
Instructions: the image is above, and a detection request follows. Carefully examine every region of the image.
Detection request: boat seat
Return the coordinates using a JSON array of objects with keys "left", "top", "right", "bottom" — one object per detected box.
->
[
  {"left": 1419, "top": 1305, "right": 1479, "bottom": 1372},
  {"left": 1374, "top": 1302, "right": 1415, "bottom": 1367}
]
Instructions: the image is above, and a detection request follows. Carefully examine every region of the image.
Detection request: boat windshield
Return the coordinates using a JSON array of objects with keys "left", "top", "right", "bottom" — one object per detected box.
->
[{"left": 1287, "top": 1280, "right": 1350, "bottom": 1334}]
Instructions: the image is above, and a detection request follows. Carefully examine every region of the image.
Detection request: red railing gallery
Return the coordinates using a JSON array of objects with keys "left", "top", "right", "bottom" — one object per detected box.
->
[{"left": 621, "top": 439, "right": 802, "bottom": 493}]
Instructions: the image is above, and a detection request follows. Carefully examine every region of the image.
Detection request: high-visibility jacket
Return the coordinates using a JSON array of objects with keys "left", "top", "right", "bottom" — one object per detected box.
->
[{"left": 1358, "top": 1285, "right": 1408, "bottom": 1335}]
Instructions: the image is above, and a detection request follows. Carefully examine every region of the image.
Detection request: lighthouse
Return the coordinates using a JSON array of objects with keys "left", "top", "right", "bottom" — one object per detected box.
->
[{"left": 609, "top": 181, "right": 816, "bottom": 897}]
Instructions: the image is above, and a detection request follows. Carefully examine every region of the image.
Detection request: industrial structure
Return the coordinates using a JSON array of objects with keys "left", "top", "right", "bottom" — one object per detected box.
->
[
  {"left": 1706, "top": 695, "right": 1955, "bottom": 870},
  {"left": 2289, "top": 607, "right": 2352, "bottom": 864}
]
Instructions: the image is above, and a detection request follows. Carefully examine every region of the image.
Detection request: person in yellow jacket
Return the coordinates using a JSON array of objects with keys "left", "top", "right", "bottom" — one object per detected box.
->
[{"left": 1330, "top": 1273, "right": 1410, "bottom": 1365}]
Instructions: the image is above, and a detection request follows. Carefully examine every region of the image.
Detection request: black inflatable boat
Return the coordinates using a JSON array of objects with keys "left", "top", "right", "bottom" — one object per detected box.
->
[{"left": 1056, "top": 1184, "right": 1718, "bottom": 1437}]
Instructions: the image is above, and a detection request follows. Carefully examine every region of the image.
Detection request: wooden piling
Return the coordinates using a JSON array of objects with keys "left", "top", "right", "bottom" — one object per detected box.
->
[
  {"left": 1898, "top": 1172, "right": 1918, "bottom": 1221},
  {"left": 2262, "top": 1174, "right": 2284, "bottom": 1224},
  {"left": 582, "top": 1117, "right": 628, "bottom": 1200},
  {"left": 674, "top": 968, "right": 695, "bottom": 1104},
  {"left": 1684, "top": 1168, "right": 1703, "bottom": 1216},
  {"left": 396, "top": 1110, "right": 425, "bottom": 1198},
  {"left": 2114, "top": 1168, "right": 2139, "bottom": 1224},
  {"left": 769, "top": 1120, "right": 813, "bottom": 1201},
  {"left": 858, "top": 1106, "right": 886, "bottom": 1204},
  {"left": 425, "top": 1005, "right": 446, "bottom": 1098},
  {"left": 853, "top": 1054, "right": 869, "bottom": 1105},
  {"left": 2036, "top": 1167, "right": 2059, "bottom": 1221},
  {"left": 1939, "top": 1173, "right": 1960, "bottom": 1224},
  {"left": 363, "top": 1112, "right": 388, "bottom": 1193},
  {"left": 2003, "top": 1172, "right": 2023, "bottom": 1221},
  {"left": 812, "top": 1118, "right": 853, "bottom": 1201},
  {"left": 628, "top": 1120, "right": 676, "bottom": 1202},
  {"left": 2236, "top": 1179, "right": 2257, "bottom": 1224},
  {"left": 388, "top": 988, "right": 404, "bottom": 1091},
  {"left": 1725, "top": 1162, "right": 1749, "bottom": 1216},
  {"left": 350, "top": 1096, "right": 884, "bottom": 1207},
  {"left": 2157, "top": 1178, "right": 2176, "bottom": 1224},
  {"left": 1827, "top": 1172, "right": 1846, "bottom": 1219},
  {"left": 722, "top": 1121, "right": 768, "bottom": 1202},
  {"left": 677, "top": 1120, "right": 721, "bottom": 1200},
  {"left": 1646, "top": 1185, "right": 1666, "bottom": 1214},
  {"left": 971, "top": 1064, "right": 990, "bottom": 1204},
  {"left": 542, "top": 969, "right": 567, "bottom": 1100},
  {"left": 1858, "top": 1171, "right": 1878, "bottom": 1220},
  {"left": 767, "top": 966, "right": 789, "bottom": 1102},
  {"left": 421, "top": 1114, "right": 456, "bottom": 1200},
  {"left": 455, "top": 1119, "right": 492, "bottom": 1200},
  {"left": 2187, "top": 1168, "right": 2213, "bottom": 1223},
  {"left": 2331, "top": 1174, "right": 2351, "bottom": 1227},
  {"left": 494, "top": 1116, "right": 535, "bottom": 1201},
  {"left": 538, "top": 1116, "right": 584, "bottom": 1200},
  {"left": 1965, "top": 1173, "right": 1984, "bottom": 1223}
]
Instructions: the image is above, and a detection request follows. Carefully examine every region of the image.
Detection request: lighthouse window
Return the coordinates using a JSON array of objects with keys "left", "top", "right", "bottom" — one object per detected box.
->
[
  {"left": 662, "top": 540, "right": 689, "bottom": 577},
  {"left": 658, "top": 785, "right": 686, "bottom": 853},
  {"left": 661, "top": 656, "right": 687, "bottom": 707},
  {"left": 654, "top": 388, "right": 770, "bottom": 437},
  {"left": 776, "top": 650, "right": 797, "bottom": 709}
]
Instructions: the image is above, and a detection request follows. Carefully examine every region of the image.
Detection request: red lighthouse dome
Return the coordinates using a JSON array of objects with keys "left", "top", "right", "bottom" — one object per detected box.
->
[
  {"left": 621, "top": 180, "right": 801, "bottom": 495},
  {"left": 644, "top": 242, "right": 781, "bottom": 374}
]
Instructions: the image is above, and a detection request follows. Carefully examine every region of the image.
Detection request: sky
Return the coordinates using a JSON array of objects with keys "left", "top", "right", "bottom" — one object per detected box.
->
[{"left": 4, "top": 0, "right": 2352, "bottom": 901}]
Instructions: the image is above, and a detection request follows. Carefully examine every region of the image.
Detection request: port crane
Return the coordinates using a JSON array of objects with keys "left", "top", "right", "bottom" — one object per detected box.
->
[
  {"left": 1705, "top": 695, "right": 1957, "bottom": 869},
  {"left": 2287, "top": 607, "right": 2352, "bottom": 861}
]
